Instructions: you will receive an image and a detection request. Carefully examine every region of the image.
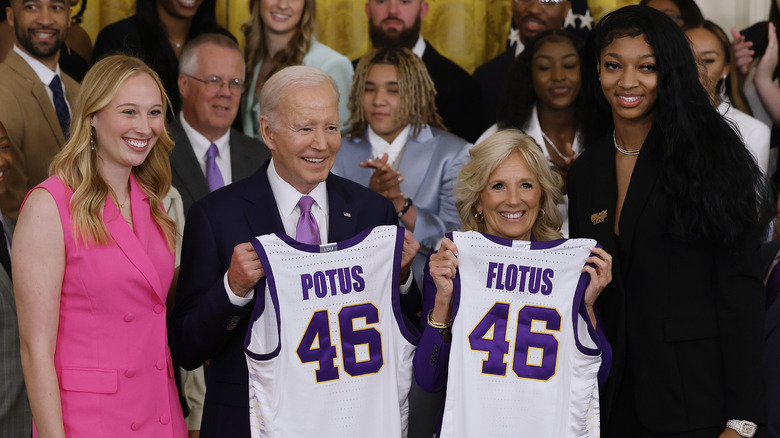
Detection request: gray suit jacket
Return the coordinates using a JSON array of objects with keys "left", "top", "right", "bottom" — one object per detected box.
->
[
  {"left": 169, "top": 120, "right": 270, "bottom": 215},
  {"left": 0, "top": 216, "right": 31, "bottom": 437},
  {"left": 0, "top": 50, "right": 79, "bottom": 220},
  {"left": 333, "top": 126, "right": 471, "bottom": 284}
]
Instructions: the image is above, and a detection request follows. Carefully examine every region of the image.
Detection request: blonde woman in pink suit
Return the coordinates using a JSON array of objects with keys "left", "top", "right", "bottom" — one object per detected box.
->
[{"left": 12, "top": 55, "right": 187, "bottom": 437}]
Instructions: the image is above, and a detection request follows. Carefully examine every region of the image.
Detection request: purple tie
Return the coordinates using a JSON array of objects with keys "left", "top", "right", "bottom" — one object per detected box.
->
[
  {"left": 296, "top": 196, "right": 321, "bottom": 245},
  {"left": 206, "top": 143, "right": 224, "bottom": 192}
]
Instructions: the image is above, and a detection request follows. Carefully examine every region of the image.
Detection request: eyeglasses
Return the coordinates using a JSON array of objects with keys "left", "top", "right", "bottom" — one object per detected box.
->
[
  {"left": 513, "top": 0, "right": 568, "bottom": 8},
  {"left": 183, "top": 74, "right": 244, "bottom": 95}
]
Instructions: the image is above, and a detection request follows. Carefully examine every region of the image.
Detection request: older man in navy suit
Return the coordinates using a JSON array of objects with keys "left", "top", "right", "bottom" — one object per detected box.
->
[{"left": 170, "top": 65, "right": 418, "bottom": 438}]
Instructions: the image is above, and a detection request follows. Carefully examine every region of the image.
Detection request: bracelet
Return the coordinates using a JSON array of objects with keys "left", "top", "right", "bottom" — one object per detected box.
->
[
  {"left": 398, "top": 198, "right": 413, "bottom": 217},
  {"left": 427, "top": 309, "right": 451, "bottom": 329}
]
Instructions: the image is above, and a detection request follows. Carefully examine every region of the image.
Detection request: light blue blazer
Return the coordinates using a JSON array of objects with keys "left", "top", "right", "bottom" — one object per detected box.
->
[
  {"left": 333, "top": 126, "right": 472, "bottom": 284},
  {"left": 242, "top": 37, "right": 354, "bottom": 138}
]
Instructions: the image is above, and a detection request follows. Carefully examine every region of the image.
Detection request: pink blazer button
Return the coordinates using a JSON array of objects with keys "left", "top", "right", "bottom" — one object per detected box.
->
[
  {"left": 124, "top": 369, "right": 136, "bottom": 378},
  {"left": 153, "top": 304, "right": 165, "bottom": 314},
  {"left": 155, "top": 359, "right": 165, "bottom": 370},
  {"left": 160, "top": 414, "right": 170, "bottom": 425},
  {"left": 123, "top": 313, "right": 135, "bottom": 322},
  {"left": 130, "top": 422, "right": 141, "bottom": 431}
]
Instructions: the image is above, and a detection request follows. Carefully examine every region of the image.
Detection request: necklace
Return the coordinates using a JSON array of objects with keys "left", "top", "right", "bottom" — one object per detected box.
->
[
  {"left": 540, "top": 130, "right": 570, "bottom": 161},
  {"left": 170, "top": 39, "right": 183, "bottom": 49},
  {"left": 116, "top": 194, "right": 129, "bottom": 209},
  {"left": 613, "top": 130, "right": 640, "bottom": 156}
]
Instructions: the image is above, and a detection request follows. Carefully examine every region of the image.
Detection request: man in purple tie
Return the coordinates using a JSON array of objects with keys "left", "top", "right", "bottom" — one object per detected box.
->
[
  {"left": 170, "top": 65, "right": 419, "bottom": 438},
  {"left": 0, "top": 0, "right": 79, "bottom": 221},
  {"left": 171, "top": 33, "right": 270, "bottom": 215}
]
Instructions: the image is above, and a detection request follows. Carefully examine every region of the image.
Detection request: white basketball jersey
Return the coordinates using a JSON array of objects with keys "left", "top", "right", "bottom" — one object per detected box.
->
[
  {"left": 245, "top": 225, "right": 418, "bottom": 438},
  {"left": 440, "top": 231, "right": 604, "bottom": 438}
]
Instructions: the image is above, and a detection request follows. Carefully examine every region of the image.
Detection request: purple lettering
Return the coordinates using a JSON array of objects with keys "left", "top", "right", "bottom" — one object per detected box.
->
[
  {"left": 313, "top": 271, "right": 327, "bottom": 298},
  {"left": 517, "top": 266, "right": 530, "bottom": 292},
  {"left": 505, "top": 264, "right": 518, "bottom": 291},
  {"left": 301, "top": 274, "right": 313, "bottom": 300},
  {"left": 337, "top": 267, "right": 352, "bottom": 294},
  {"left": 528, "top": 267, "right": 541, "bottom": 294},
  {"left": 541, "top": 269, "right": 554, "bottom": 295},
  {"left": 325, "top": 269, "right": 338, "bottom": 296},
  {"left": 352, "top": 266, "right": 365, "bottom": 292},
  {"left": 487, "top": 262, "right": 499, "bottom": 289}
]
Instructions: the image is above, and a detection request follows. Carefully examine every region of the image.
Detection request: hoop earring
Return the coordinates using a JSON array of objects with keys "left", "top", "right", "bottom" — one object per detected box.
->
[
  {"left": 718, "top": 77, "right": 727, "bottom": 101},
  {"left": 537, "top": 208, "right": 545, "bottom": 220},
  {"left": 475, "top": 211, "right": 484, "bottom": 223}
]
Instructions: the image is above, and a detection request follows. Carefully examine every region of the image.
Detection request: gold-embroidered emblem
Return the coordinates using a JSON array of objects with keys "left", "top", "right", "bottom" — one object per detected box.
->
[{"left": 590, "top": 210, "right": 607, "bottom": 225}]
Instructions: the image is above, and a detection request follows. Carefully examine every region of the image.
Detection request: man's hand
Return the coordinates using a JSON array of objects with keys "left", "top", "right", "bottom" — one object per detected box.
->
[{"left": 227, "top": 242, "right": 264, "bottom": 297}]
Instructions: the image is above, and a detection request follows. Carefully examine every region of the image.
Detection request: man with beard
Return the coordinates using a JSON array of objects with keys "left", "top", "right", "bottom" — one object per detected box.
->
[
  {"left": 362, "top": 0, "right": 481, "bottom": 143},
  {"left": 474, "top": 0, "right": 570, "bottom": 131},
  {"left": 0, "top": 0, "right": 78, "bottom": 220}
]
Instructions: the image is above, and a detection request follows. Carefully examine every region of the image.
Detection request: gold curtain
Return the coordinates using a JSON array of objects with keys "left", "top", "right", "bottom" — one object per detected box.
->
[{"left": 80, "top": 0, "right": 637, "bottom": 74}]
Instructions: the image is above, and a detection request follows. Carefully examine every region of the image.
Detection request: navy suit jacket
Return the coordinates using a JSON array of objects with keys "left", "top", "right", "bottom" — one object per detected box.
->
[
  {"left": 169, "top": 120, "right": 270, "bottom": 215},
  {"left": 169, "top": 161, "right": 399, "bottom": 438},
  {"left": 760, "top": 239, "right": 780, "bottom": 438}
]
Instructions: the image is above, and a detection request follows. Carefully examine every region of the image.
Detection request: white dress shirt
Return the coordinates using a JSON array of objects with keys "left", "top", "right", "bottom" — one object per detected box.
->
[
  {"left": 180, "top": 114, "right": 233, "bottom": 184},
  {"left": 367, "top": 125, "right": 411, "bottom": 169},
  {"left": 14, "top": 44, "right": 71, "bottom": 115}
]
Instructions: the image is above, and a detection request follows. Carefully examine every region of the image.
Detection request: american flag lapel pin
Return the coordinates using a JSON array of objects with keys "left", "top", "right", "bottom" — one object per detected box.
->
[{"left": 343, "top": 212, "right": 352, "bottom": 218}]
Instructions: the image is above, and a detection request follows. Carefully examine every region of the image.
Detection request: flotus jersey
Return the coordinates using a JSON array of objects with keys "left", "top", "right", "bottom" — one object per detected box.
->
[
  {"left": 440, "top": 232, "right": 604, "bottom": 438},
  {"left": 245, "top": 225, "right": 418, "bottom": 438}
]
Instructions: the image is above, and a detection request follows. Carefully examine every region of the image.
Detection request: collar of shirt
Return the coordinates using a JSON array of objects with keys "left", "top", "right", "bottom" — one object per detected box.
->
[
  {"left": 14, "top": 44, "right": 61, "bottom": 86},
  {"left": 179, "top": 113, "right": 232, "bottom": 184},
  {"left": 267, "top": 158, "right": 329, "bottom": 241},
  {"left": 412, "top": 35, "right": 426, "bottom": 58},
  {"left": 367, "top": 124, "right": 411, "bottom": 167}
]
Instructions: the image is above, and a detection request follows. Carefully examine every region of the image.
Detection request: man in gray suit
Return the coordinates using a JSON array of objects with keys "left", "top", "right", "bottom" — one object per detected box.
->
[
  {"left": 0, "top": 121, "right": 31, "bottom": 437},
  {"left": 172, "top": 33, "right": 269, "bottom": 215},
  {"left": 170, "top": 34, "right": 269, "bottom": 434}
]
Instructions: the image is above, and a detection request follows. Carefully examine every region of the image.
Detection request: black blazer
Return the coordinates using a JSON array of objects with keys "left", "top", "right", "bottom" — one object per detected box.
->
[
  {"left": 169, "top": 162, "right": 399, "bottom": 438},
  {"left": 567, "top": 130, "right": 766, "bottom": 434},
  {"left": 472, "top": 49, "right": 514, "bottom": 132},
  {"left": 760, "top": 240, "right": 780, "bottom": 438},
  {"left": 169, "top": 120, "right": 270, "bottom": 215}
]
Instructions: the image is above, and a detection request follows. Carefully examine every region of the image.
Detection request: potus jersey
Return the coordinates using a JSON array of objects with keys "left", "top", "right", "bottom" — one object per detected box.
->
[
  {"left": 245, "top": 225, "right": 419, "bottom": 438},
  {"left": 440, "top": 232, "right": 605, "bottom": 438}
]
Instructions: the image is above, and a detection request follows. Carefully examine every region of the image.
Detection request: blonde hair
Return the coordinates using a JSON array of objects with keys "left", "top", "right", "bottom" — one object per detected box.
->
[
  {"left": 456, "top": 129, "right": 563, "bottom": 241},
  {"left": 49, "top": 55, "right": 176, "bottom": 248},
  {"left": 242, "top": 0, "right": 316, "bottom": 83},
  {"left": 346, "top": 47, "right": 445, "bottom": 140}
]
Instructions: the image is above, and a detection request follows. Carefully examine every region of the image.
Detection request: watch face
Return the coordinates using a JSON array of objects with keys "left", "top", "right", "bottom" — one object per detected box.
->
[{"left": 742, "top": 424, "right": 756, "bottom": 434}]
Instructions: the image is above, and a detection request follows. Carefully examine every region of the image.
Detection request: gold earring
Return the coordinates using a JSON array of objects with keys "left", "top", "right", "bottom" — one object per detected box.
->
[
  {"left": 475, "top": 211, "right": 484, "bottom": 223},
  {"left": 537, "top": 208, "right": 545, "bottom": 220},
  {"left": 90, "top": 129, "right": 96, "bottom": 151}
]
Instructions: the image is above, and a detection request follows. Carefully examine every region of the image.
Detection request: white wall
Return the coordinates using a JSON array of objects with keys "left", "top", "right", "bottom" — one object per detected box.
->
[{"left": 697, "top": 0, "right": 772, "bottom": 32}]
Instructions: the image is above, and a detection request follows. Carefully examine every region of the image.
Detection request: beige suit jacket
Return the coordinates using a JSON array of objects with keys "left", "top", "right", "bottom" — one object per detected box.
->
[{"left": 0, "top": 50, "right": 79, "bottom": 219}]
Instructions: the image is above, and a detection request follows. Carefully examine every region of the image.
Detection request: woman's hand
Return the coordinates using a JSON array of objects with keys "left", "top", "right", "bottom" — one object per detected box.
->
[
  {"left": 753, "top": 22, "right": 780, "bottom": 124},
  {"left": 731, "top": 27, "right": 754, "bottom": 78},
  {"left": 428, "top": 238, "right": 459, "bottom": 324},
  {"left": 756, "top": 22, "right": 778, "bottom": 80},
  {"left": 360, "top": 154, "right": 405, "bottom": 201},
  {"left": 582, "top": 247, "right": 613, "bottom": 328}
]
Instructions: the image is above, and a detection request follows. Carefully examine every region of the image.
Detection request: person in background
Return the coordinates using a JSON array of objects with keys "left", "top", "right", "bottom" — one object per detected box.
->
[
  {"left": 477, "top": 29, "right": 584, "bottom": 237},
  {"left": 0, "top": 0, "right": 79, "bottom": 221},
  {"left": 334, "top": 47, "right": 470, "bottom": 290},
  {"left": 92, "top": 0, "right": 234, "bottom": 117},
  {"left": 362, "top": 0, "right": 481, "bottom": 143},
  {"left": 569, "top": 6, "right": 770, "bottom": 436},
  {"left": 0, "top": 120, "right": 30, "bottom": 437},
  {"left": 686, "top": 20, "right": 770, "bottom": 175},
  {"left": 14, "top": 54, "right": 186, "bottom": 437},
  {"left": 639, "top": 0, "right": 702, "bottom": 28},
  {"left": 241, "top": 0, "right": 353, "bottom": 138},
  {"left": 473, "top": 0, "right": 571, "bottom": 132}
]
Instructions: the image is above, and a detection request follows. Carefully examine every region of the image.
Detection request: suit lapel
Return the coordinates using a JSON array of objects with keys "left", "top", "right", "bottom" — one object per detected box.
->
[
  {"left": 7, "top": 51, "right": 65, "bottom": 145},
  {"left": 326, "top": 174, "right": 359, "bottom": 242},
  {"left": 170, "top": 122, "right": 211, "bottom": 202},
  {"left": 105, "top": 175, "right": 165, "bottom": 300},
  {"left": 616, "top": 128, "right": 663, "bottom": 263},
  {"left": 580, "top": 138, "right": 619, "bottom": 256},
  {"left": 397, "top": 126, "right": 437, "bottom": 199},
  {"left": 242, "top": 162, "right": 285, "bottom": 239},
  {"left": 339, "top": 136, "right": 373, "bottom": 186}
]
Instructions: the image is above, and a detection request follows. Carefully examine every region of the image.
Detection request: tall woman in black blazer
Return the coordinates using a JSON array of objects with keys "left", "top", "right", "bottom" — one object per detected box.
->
[{"left": 567, "top": 6, "right": 772, "bottom": 437}]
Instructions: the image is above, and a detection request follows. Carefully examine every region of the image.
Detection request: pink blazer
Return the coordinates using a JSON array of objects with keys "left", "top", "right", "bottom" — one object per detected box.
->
[{"left": 29, "top": 175, "right": 186, "bottom": 437}]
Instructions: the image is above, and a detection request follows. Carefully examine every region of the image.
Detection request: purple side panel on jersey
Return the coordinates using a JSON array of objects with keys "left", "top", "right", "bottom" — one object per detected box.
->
[
  {"left": 245, "top": 236, "right": 284, "bottom": 361},
  {"left": 392, "top": 227, "right": 422, "bottom": 345}
]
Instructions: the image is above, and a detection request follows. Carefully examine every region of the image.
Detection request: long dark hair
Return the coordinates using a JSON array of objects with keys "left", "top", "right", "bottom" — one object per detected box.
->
[
  {"left": 133, "top": 0, "right": 223, "bottom": 110},
  {"left": 582, "top": 5, "right": 771, "bottom": 246},
  {"left": 497, "top": 29, "right": 585, "bottom": 132}
]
